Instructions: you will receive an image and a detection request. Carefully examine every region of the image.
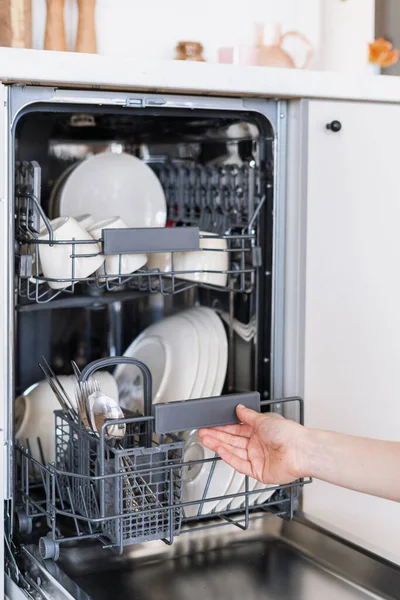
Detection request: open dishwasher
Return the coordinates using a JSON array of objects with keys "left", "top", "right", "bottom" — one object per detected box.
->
[{"left": 2, "top": 85, "right": 396, "bottom": 600}]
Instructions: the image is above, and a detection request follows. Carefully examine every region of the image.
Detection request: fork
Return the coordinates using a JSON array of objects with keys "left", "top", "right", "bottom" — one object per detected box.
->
[{"left": 78, "top": 377, "right": 158, "bottom": 509}]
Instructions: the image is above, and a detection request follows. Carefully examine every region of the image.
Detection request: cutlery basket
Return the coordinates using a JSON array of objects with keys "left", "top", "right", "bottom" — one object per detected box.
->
[
  {"left": 58, "top": 356, "right": 185, "bottom": 550},
  {"left": 55, "top": 410, "right": 184, "bottom": 549}
]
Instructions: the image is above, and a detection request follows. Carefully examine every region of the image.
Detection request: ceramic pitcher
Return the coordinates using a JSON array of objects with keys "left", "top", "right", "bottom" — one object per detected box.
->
[{"left": 255, "top": 23, "right": 313, "bottom": 69}]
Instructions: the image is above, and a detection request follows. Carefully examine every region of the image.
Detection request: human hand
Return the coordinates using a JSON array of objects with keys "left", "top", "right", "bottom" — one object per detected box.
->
[{"left": 198, "top": 404, "right": 309, "bottom": 485}]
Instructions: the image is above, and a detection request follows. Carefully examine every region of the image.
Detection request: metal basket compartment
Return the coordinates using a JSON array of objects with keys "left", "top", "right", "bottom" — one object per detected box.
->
[{"left": 55, "top": 411, "right": 184, "bottom": 548}]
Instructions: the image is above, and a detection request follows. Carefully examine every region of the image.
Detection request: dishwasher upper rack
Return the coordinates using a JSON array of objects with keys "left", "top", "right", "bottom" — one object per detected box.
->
[{"left": 15, "top": 173, "right": 263, "bottom": 304}]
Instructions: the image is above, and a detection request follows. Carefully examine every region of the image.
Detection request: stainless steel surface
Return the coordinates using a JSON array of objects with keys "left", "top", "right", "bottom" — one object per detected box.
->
[
  {"left": 40, "top": 517, "right": 397, "bottom": 600},
  {"left": 69, "top": 543, "right": 371, "bottom": 600},
  {"left": 19, "top": 546, "right": 86, "bottom": 600},
  {"left": 2, "top": 83, "right": 14, "bottom": 507},
  {"left": 9, "top": 87, "right": 282, "bottom": 130},
  {"left": 270, "top": 100, "right": 287, "bottom": 401},
  {"left": 5, "top": 574, "right": 31, "bottom": 600},
  {"left": 281, "top": 517, "right": 400, "bottom": 600}
]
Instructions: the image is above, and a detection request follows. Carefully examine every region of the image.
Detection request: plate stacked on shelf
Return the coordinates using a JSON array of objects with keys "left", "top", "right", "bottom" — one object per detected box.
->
[
  {"left": 115, "top": 306, "right": 233, "bottom": 516},
  {"left": 114, "top": 307, "right": 227, "bottom": 410},
  {"left": 115, "top": 306, "right": 273, "bottom": 517},
  {"left": 49, "top": 151, "right": 167, "bottom": 228}
]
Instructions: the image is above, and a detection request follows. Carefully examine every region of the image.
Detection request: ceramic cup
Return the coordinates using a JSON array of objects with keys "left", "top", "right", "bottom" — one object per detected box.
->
[
  {"left": 74, "top": 213, "right": 95, "bottom": 230},
  {"left": 38, "top": 216, "right": 104, "bottom": 289},
  {"left": 25, "top": 240, "right": 45, "bottom": 286},
  {"left": 147, "top": 231, "right": 228, "bottom": 287},
  {"left": 88, "top": 216, "right": 147, "bottom": 281},
  {"left": 15, "top": 371, "right": 119, "bottom": 465}
]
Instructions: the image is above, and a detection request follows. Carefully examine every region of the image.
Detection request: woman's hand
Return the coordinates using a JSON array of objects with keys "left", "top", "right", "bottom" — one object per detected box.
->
[
  {"left": 198, "top": 404, "right": 309, "bottom": 485},
  {"left": 200, "top": 405, "right": 400, "bottom": 502}
]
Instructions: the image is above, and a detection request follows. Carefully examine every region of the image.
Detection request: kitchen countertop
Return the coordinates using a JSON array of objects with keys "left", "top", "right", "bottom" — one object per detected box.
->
[{"left": 1, "top": 47, "right": 400, "bottom": 103}]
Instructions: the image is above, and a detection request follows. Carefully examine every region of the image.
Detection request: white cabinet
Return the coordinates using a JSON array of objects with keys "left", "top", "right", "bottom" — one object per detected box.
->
[{"left": 299, "top": 99, "right": 400, "bottom": 563}]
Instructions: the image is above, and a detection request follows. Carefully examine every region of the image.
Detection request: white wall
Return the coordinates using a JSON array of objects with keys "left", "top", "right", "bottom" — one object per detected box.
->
[
  {"left": 32, "top": 0, "right": 321, "bottom": 63},
  {"left": 32, "top": 0, "right": 376, "bottom": 72}
]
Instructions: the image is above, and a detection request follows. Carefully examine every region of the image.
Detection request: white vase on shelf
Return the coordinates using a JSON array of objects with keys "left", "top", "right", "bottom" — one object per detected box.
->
[{"left": 317, "top": 0, "right": 375, "bottom": 73}]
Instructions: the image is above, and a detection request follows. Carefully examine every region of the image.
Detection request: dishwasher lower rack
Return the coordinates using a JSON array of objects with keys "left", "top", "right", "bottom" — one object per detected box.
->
[{"left": 15, "top": 405, "right": 310, "bottom": 562}]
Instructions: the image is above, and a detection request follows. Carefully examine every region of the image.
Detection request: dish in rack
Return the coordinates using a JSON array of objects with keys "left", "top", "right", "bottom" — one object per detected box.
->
[{"left": 16, "top": 153, "right": 256, "bottom": 302}]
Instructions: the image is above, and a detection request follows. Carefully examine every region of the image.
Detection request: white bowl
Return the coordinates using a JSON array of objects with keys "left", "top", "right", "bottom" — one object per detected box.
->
[
  {"left": 147, "top": 232, "right": 228, "bottom": 288},
  {"left": 88, "top": 216, "right": 147, "bottom": 281},
  {"left": 15, "top": 372, "right": 119, "bottom": 465},
  {"left": 38, "top": 216, "right": 104, "bottom": 289},
  {"left": 58, "top": 152, "right": 167, "bottom": 228},
  {"left": 74, "top": 213, "right": 95, "bottom": 230},
  {"left": 115, "top": 335, "right": 172, "bottom": 413}
]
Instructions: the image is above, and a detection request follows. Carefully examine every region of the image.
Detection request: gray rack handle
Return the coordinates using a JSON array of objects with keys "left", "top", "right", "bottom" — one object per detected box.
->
[
  {"left": 102, "top": 226, "right": 200, "bottom": 255},
  {"left": 79, "top": 356, "right": 153, "bottom": 446},
  {"left": 79, "top": 358, "right": 260, "bottom": 435},
  {"left": 153, "top": 392, "right": 260, "bottom": 435}
]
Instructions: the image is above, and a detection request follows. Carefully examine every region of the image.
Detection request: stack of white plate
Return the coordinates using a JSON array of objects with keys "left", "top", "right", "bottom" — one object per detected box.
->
[
  {"left": 115, "top": 307, "right": 274, "bottom": 518},
  {"left": 114, "top": 307, "right": 227, "bottom": 410}
]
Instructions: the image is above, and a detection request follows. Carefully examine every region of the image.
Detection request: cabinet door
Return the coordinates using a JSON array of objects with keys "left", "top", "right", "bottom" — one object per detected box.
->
[{"left": 301, "top": 100, "right": 400, "bottom": 564}]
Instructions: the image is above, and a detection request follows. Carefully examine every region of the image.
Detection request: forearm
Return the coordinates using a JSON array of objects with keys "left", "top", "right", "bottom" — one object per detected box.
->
[{"left": 302, "top": 428, "right": 400, "bottom": 502}]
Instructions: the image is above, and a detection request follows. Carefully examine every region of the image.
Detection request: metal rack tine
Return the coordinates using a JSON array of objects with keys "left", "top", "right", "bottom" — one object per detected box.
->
[{"left": 37, "top": 437, "right": 45, "bottom": 466}]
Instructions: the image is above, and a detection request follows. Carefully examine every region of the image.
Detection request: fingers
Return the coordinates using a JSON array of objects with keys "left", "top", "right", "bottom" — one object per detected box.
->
[
  {"left": 201, "top": 436, "right": 248, "bottom": 461},
  {"left": 198, "top": 428, "right": 249, "bottom": 450},
  {"left": 199, "top": 423, "right": 254, "bottom": 438},
  {"left": 208, "top": 442, "right": 254, "bottom": 478},
  {"left": 236, "top": 404, "right": 265, "bottom": 428}
]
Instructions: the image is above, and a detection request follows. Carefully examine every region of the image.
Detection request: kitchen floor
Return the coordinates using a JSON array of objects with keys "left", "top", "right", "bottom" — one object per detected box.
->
[{"left": 67, "top": 538, "right": 378, "bottom": 600}]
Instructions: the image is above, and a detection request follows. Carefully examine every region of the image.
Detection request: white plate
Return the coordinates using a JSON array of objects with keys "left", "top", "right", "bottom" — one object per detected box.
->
[
  {"left": 253, "top": 481, "right": 276, "bottom": 506},
  {"left": 182, "top": 309, "right": 215, "bottom": 399},
  {"left": 115, "top": 335, "right": 172, "bottom": 413},
  {"left": 49, "top": 162, "right": 80, "bottom": 219},
  {"left": 195, "top": 307, "right": 227, "bottom": 396},
  {"left": 215, "top": 467, "right": 244, "bottom": 512},
  {"left": 228, "top": 476, "right": 258, "bottom": 510},
  {"left": 214, "top": 469, "right": 245, "bottom": 513},
  {"left": 115, "top": 313, "right": 200, "bottom": 411},
  {"left": 186, "top": 308, "right": 219, "bottom": 398},
  {"left": 182, "top": 307, "right": 229, "bottom": 512},
  {"left": 182, "top": 430, "right": 235, "bottom": 517},
  {"left": 58, "top": 152, "right": 167, "bottom": 228}
]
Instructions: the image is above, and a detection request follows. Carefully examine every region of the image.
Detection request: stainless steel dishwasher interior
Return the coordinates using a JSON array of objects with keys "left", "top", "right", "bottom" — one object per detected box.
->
[
  {"left": 17, "top": 517, "right": 400, "bottom": 600},
  {"left": 10, "top": 103, "right": 283, "bottom": 596}
]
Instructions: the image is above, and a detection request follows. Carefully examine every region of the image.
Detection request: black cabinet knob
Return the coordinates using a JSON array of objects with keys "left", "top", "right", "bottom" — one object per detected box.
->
[{"left": 326, "top": 120, "right": 342, "bottom": 132}]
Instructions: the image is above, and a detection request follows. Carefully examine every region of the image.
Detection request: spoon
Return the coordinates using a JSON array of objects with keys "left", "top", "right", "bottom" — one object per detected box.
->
[{"left": 87, "top": 390, "right": 126, "bottom": 440}]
